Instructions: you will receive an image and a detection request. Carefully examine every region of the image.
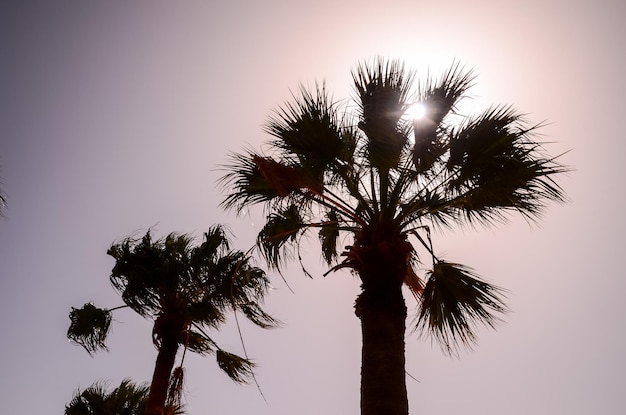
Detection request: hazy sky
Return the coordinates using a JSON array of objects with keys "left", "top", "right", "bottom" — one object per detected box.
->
[{"left": 1, "top": 1, "right": 624, "bottom": 414}]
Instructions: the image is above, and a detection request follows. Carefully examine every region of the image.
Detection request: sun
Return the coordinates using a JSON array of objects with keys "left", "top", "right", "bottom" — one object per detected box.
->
[{"left": 405, "top": 102, "right": 427, "bottom": 120}]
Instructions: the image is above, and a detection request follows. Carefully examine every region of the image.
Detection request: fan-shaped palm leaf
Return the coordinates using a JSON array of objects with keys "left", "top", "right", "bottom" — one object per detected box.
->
[
  {"left": 266, "top": 83, "right": 350, "bottom": 181},
  {"left": 353, "top": 59, "right": 414, "bottom": 170},
  {"left": 413, "top": 63, "right": 475, "bottom": 173},
  {"left": 417, "top": 261, "right": 507, "bottom": 353}
]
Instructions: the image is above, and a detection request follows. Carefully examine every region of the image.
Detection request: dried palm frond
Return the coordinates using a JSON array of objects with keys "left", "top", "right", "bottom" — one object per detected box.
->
[
  {"left": 166, "top": 366, "right": 185, "bottom": 410},
  {"left": 404, "top": 265, "right": 424, "bottom": 300}
]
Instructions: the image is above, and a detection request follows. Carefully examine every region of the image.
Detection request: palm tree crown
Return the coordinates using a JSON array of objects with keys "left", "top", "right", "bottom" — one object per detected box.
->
[
  {"left": 220, "top": 58, "right": 568, "bottom": 415},
  {"left": 67, "top": 226, "right": 278, "bottom": 414}
]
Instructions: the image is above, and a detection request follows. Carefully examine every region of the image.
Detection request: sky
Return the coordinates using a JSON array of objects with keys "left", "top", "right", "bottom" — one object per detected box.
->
[{"left": 1, "top": 1, "right": 624, "bottom": 414}]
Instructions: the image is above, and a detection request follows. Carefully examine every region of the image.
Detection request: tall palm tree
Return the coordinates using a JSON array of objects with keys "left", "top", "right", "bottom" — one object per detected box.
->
[
  {"left": 67, "top": 226, "right": 278, "bottom": 415},
  {"left": 65, "top": 378, "right": 175, "bottom": 415},
  {"left": 220, "top": 58, "right": 568, "bottom": 415}
]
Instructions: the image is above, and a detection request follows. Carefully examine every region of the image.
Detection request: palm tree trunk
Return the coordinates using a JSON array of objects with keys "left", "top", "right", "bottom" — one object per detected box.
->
[
  {"left": 144, "top": 332, "right": 180, "bottom": 415},
  {"left": 356, "top": 286, "right": 408, "bottom": 415}
]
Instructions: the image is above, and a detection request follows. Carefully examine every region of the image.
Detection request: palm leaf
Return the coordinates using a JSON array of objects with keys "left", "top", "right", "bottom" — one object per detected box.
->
[
  {"left": 183, "top": 302, "right": 225, "bottom": 329},
  {"left": 67, "top": 303, "right": 112, "bottom": 355},
  {"left": 416, "top": 261, "right": 507, "bottom": 354},
  {"left": 219, "top": 151, "right": 286, "bottom": 211},
  {"left": 353, "top": 58, "right": 414, "bottom": 169},
  {"left": 239, "top": 302, "right": 281, "bottom": 329},
  {"left": 181, "top": 329, "right": 216, "bottom": 355},
  {"left": 318, "top": 209, "right": 341, "bottom": 264},
  {"left": 108, "top": 233, "right": 163, "bottom": 317},
  {"left": 266, "top": 83, "right": 350, "bottom": 182},
  {"left": 216, "top": 349, "right": 256, "bottom": 384},
  {"left": 257, "top": 204, "right": 307, "bottom": 268},
  {"left": 403, "top": 250, "right": 424, "bottom": 299},
  {"left": 416, "top": 62, "right": 474, "bottom": 126},
  {"left": 65, "top": 380, "right": 108, "bottom": 415},
  {"left": 253, "top": 154, "right": 322, "bottom": 195},
  {"left": 166, "top": 366, "right": 185, "bottom": 411},
  {"left": 413, "top": 63, "right": 474, "bottom": 173},
  {"left": 442, "top": 106, "right": 568, "bottom": 224},
  {"left": 65, "top": 378, "right": 151, "bottom": 415}
]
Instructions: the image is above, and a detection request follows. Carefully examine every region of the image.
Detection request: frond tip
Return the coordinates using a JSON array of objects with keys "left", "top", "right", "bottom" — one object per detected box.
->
[
  {"left": 416, "top": 262, "right": 508, "bottom": 354},
  {"left": 67, "top": 303, "right": 112, "bottom": 355}
]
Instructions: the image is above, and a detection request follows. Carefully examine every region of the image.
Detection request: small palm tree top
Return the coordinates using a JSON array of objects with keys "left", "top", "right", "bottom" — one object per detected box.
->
[
  {"left": 220, "top": 58, "right": 568, "bottom": 352},
  {"left": 65, "top": 378, "right": 154, "bottom": 415},
  {"left": 68, "top": 226, "right": 278, "bottom": 381}
]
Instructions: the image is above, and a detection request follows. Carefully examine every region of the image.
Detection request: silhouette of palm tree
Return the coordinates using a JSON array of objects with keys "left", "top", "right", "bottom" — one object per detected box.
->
[
  {"left": 67, "top": 226, "right": 278, "bottom": 415},
  {"left": 220, "top": 58, "right": 568, "bottom": 415}
]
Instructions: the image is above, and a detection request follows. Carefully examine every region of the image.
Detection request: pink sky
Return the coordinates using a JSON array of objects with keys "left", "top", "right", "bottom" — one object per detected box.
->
[{"left": 1, "top": 1, "right": 624, "bottom": 413}]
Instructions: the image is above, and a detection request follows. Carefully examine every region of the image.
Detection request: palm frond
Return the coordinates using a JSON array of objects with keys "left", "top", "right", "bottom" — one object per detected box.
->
[
  {"left": 183, "top": 302, "right": 225, "bottom": 329},
  {"left": 166, "top": 366, "right": 185, "bottom": 411},
  {"left": 115, "top": 379, "right": 153, "bottom": 414},
  {"left": 416, "top": 261, "right": 507, "bottom": 354},
  {"left": 239, "top": 302, "right": 281, "bottom": 329},
  {"left": 413, "top": 63, "right": 475, "bottom": 173},
  {"left": 254, "top": 154, "right": 322, "bottom": 195},
  {"left": 181, "top": 329, "right": 216, "bottom": 355},
  {"left": 266, "top": 83, "right": 351, "bottom": 182},
  {"left": 67, "top": 303, "right": 113, "bottom": 355},
  {"left": 219, "top": 151, "right": 286, "bottom": 212},
  {"left": 416, "top": 62, "right": 475, "bottom": 126},
  {"left": 318, "top": 209, "right": 341, "bottom": 265},
  {"left": 404, "top": 265, "right": 424, "bottom": 300},
  {"left": 194, "top": 225, "right": 230, "bottom": 264},
  {"left": 353, "top": 58, "right": 414, "bottom": 169},
  {"left": 65, "top": 380, "right": 107, "bottom": 415},
  {"left": 257, "top": 204, "right": 307, "bottom": 269},
  {"left": 216, "top": 349, "right": 256, "bottom": 384},
  {"left": 443, "top": 106, "right": 569, "bottom": 224},
  {"left": 230, "top": 255, "right": 273, "bottom": 297},
  {"left": 108, "top": 233, "right": 163, "bottom": 317},
  {"left": 65, "top": 378, "right": 151, "bottom": 415}
]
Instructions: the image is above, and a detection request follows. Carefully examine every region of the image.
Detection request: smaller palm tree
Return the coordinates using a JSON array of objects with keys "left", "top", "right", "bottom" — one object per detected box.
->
[
  {"left": 65, "top": 378, "right": 179, "bottom": 415},
  {"left": 67, "top": 226, "right": 278, "bottom": 415}
]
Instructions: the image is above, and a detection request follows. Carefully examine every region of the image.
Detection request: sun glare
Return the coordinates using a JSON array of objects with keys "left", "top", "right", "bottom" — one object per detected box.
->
[{"left": 406, "top": 102, "right": 426, "bottom": 120}]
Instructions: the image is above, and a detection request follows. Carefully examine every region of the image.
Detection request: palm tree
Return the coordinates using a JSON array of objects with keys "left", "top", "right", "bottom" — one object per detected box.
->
[
  {"left": 65, "top": 378, "right": 174, "bottom": 415},
  {"left": 67, "top": 226, "right": 278, "bottom": 415},
  {"left": 220, "top": 58, "right": 568, "bottom": 415}
]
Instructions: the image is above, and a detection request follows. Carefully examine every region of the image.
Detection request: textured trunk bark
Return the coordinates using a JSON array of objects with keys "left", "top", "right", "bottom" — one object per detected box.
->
[
  {"left": 356, "top": 286, "right": 408, "bottom": 415},
  {"left": 350, "top": 218, "right": 412, "bottom": 415},
  {"left": 144, "top": 334, "right": 179, "bottom": 415}
]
